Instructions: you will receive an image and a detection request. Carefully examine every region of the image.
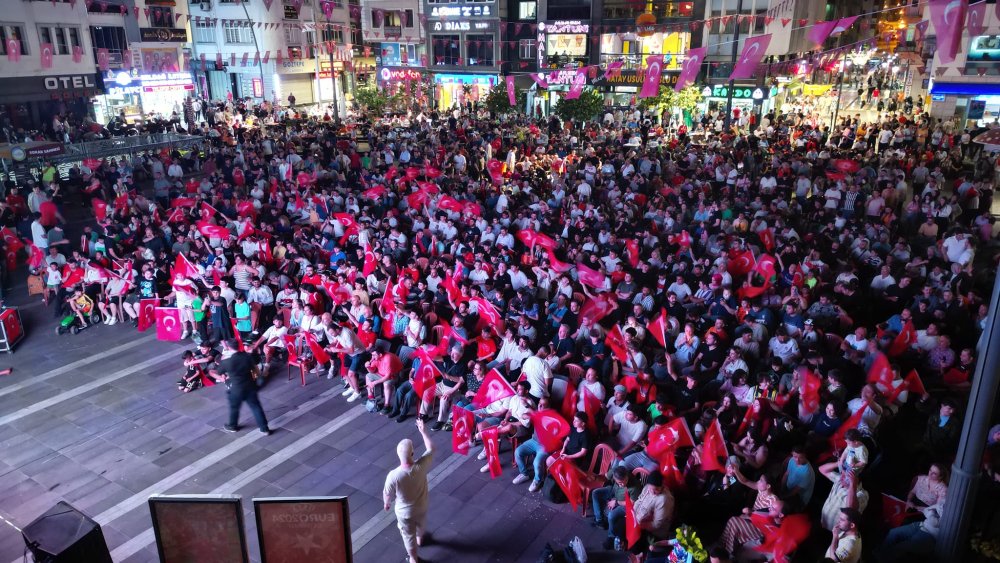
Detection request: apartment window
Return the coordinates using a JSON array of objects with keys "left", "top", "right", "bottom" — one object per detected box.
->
[
  {"left": 518, "top": 2, "right": 537, "bottom": 20},
  {"left": 404, "top": 9, "right": 414, "bottom": 27},
  {"left": 467, "top": 34, "right": 493, "bottom": 66},
  {"left": 193, "top": 21, "right": 215, "bottom": 43},
  {"left": 350, "top": 23, "right": 362, "bottom": 46},
  {"left": 41, "top": 25, "right": 82, "bottom": 55},
  {"left": 283, "top": 4, "right": 299, "bottom": 19},
  {"left": 0, "top": 24, "right": 27, "bottom": 56},
  {"left": 370, "top": 9, "right": 380, "bottom": 27},
  {"left": 284, "top": 25, "right": 302, "bottom": 45},
  {"left": 518, "top": 38, "right": 536, "bottom": 60},
  {"left": 432, "top": 34, "right": 460, "bottom": 65},
  {"left": 149, "top": 6, "right": 174, "bottom": 29},
  {"left": 223, "top": 21, "right": 253, "bottom": 44},
  {"left": 321, "top": 28, "right": 344, "bottom": 43}
]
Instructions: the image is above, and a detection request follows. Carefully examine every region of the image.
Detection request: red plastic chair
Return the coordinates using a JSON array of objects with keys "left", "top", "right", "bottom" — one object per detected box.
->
[{"left": 284, "top": 335, "right": 312, "bottom": 387}]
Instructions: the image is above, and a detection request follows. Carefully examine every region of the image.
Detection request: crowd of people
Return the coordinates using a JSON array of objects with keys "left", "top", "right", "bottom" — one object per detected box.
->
[{"left": 9, "top": 89, "right": 1000, "bottom": 563}]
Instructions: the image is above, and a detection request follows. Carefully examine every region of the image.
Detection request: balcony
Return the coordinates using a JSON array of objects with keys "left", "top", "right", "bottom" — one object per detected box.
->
[{"left": 384, "top": 25, "right": 402, "bottom": 38}]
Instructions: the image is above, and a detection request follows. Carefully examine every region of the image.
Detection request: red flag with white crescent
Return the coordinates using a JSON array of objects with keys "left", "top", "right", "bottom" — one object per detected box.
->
[
  {"left": 363, "top": 243, "right": 377, "bottom": 277},
  {"left": 888, "top": 320, "right": 916, "bottom": 357},
  {"left": 137, "top": 298, "right": 158, "bottom": 332},
  {"left": 759, "top": 228, "right": 775, "bottom": 253},
  {"left": 624, "top": 486, "right": 641, "bottom": 548},
  {"left": 701, "top": 418, "right": 729, "bottom": 472},
  {"left": 472, "top": 368, "right": 515, "bottom": 408},
  {"left": 482, "top": 426, "right": 503, "bottom": 478},
  {"left": 624, "top": 239, "right": 640, "bottom": 268},
  {"left": 303, "top": 331, "right": 331, "bottom": 364},
  {"left": 549, "top": 457, "right": 584, "bottom": 510},
  {"left": 646, "top": 308, "right": 669, "bottom": 349},
  {"left": 451, "top": 406, "right": 475, "bottom": 455},
  {"left": 545, "top": 248, "right": 574, "bottom": 273},
  {"left": 471, "top": 297, "right": 504, "bottom": 333},
  {"left": 529, "top": 409, "right": 570, "bottom": 452},
  {"left": 579, "top": 293, "right": 618, "bottom": 325},
  {"left": 412, "top": 350, "right": 441, "bottom": 402},
  {"left": 867, "top": 352, "right": 894, "bottom": 389},
  {"left": 830, "top": 401, "right": 870, "bottom": 451},
  {"left": 605, "top": 324, "right": 629, "bottom": 363},
  {"left": 197, "top": 221, "right": 230, "bottom": 240},
  {"left": 516, "top": 228, "right": 557, "bottom": 250},
  {"left": 155, "top": 307, "right": 182, "bottom": 341},
  {"left": 727, "top": 248, "right": 756, "bottom": 277},
  {"left": 576, "top": 262, "right": 606, "bottom": 290},
  {"left": 646, "top": 417, "right": 695, "bottom": 459}
]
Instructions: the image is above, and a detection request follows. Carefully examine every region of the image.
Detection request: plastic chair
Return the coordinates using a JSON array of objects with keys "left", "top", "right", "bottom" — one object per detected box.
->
[
  {"left": 632, "top": 467, "right": 652, "bottom": 487},
  {"left": 284, "top": 335, "right": 314, "bottom": 387},
  {"left": 581, "top": 443, "right": 618, "bottom": 517},
  {"left": 431, "top": 324, "right": 447, "bottom": 347},
  {"left": 564, "top": 363, "right": 584, "bottom": 384}
]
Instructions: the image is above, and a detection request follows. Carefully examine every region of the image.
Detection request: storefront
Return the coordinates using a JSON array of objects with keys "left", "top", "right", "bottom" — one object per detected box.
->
[
  {"left": 592, "top": 70, "right": 681, "bottom": 108},
  {"left": 433, "top": 73, "right": 496, "bottom": 110},
  {"left": 929, "top": 83, "right": 1000, "bottom": 127},
  {"left": 93, "top": 70, "right": 143, "bottom": 125},
  {"left": 0, "top": 73, "right": 105, "bottom": 132},
  {"left": 275, "top": 59, "right": 316, "bottom": 106},
  {"left": 537, "top": 20, "right": 592, "bottom": 70},
  {"left": 377, "top": 67, "right": 428, "bottom": 101},
  {"left": 598, "top": 30, "right": 690, "bottom": 73},
  {"left": 699, "top": 84, "right": 773, "bottom": 119}
]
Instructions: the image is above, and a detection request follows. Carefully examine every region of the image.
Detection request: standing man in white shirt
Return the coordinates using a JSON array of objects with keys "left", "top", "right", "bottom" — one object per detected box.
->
[{"left": 384, "top": 419, "right": 434, "bottom": 563}]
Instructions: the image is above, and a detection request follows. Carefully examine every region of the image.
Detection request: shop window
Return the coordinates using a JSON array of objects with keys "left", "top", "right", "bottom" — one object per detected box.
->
[
  {"left": 518, "top": 39, "right": 536, "bottom": 60},
  {"left": 148, "top": 6, "right": 174, "bottom": 29},
  {"left": 432, "top": 34, "right": 460, "bottom": 65},
  {"left": 224, "top": 21, "right": 254, "bottom": 44},
  {"left": 0, "top": 24, "right": 27, "bottom": 56},
  {"left": 467, "top": 34, "right": 494, "bottom": 66},
  {"left": 518, "top": 1, "right": 537, "bottom": 20},
  {"left": 193, "top": 21, "right": 215, "bottom": 43}
]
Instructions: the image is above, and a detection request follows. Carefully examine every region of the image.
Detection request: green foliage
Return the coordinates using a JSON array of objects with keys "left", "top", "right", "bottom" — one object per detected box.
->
[
  {"left": 639, "top": 85, "right": 705, "bottom": 114},
  {"left": 354, "top": 84, "right": 389, "bottom": 115},
  {"left": 554, "top": 88, "right": 605, "bottom": 123},
  {"left": 483, "top": 84, "right": 528, "bottom": 115}
]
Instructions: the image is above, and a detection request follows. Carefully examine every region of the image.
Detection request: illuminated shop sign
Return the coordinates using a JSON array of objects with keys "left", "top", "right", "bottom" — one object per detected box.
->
[{"left": 430, "top": 5, "right": 492, "bottom": 17}]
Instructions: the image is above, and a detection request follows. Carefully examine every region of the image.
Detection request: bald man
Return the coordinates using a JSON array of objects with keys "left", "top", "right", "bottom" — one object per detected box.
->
[{"left": 384, "top": 418, "right": 435, "bottom": 563}]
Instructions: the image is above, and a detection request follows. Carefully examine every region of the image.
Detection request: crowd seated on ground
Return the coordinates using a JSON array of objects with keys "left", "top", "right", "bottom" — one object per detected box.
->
[{"left": 10, "top": 95, "right": 1000, "bottom": 562}]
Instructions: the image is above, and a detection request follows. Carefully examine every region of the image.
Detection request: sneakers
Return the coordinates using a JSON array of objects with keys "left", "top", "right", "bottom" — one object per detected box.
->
[
  {"left": 222, "top": 425, "right": 239, "bottom": 433},
  {"left": 108, "top": 317, "right": 117, "bottom": 326},
  {"left": 379, "top": 407, "right": 393, "bottom": 415},
  {"left": 341, "top": 387, "right": 354, "bottom": 397},
  {"left": 480, "top": 464, "right": 490, "bottom": 473},
  {"left": 346, "top": 391, "right": 362, "bottom": 402},
  {"left": 180, "top": 330, "right": 190, "bottom": 340},
  {"left": 259, "top": 428, "right": 272, "bottom": 435},
  {"left": 309, "top": 366, "right": 322, "bottom": 374},
  {"left": 326, "top": 368, "right": 336, "bottom": 380},
  {"left": 528, "top": 481, "right": 541, "bottom": 492},
  {"left": 512, "top": 474, "right": 530, "bottom": 485},
  {"left": 431, "top": 421, "right": 445, "bottom": 431},
  {"left": 477, "top": 450, "right": 487, "bottom": 461}
]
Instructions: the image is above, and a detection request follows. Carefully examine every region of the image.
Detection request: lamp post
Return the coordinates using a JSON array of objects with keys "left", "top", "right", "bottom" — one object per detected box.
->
[
  {"left": 315, "top": 1, "right": 341, "bottom": 121},
  {"left": 935, "top": 269, "right": 1000, "bottom": 561},
  {"left": 723, "top": 0, "right": 744, "bottom": 130}
]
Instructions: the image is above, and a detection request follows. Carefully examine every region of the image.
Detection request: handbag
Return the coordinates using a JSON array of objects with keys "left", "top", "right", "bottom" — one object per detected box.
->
[{"left": 28, "top": 274, "right": 44, "bottom": 295}]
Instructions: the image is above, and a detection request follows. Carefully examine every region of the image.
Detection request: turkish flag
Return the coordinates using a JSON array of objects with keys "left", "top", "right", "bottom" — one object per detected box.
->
[
  {"left": 384, "top": 166, "right": 398, "bottom": 182},
  {"left": 549, "top": 457, "right": 584, "bottom": 510},
  {"left": 363, "top": 243, "right": 377, "bottom": 277},
  {"left": 26, "top": 241, "right": 44, "bottom": 270},
  {"left": 753, "top": 513, "right": 811, "bottom": 563},
  {"left": 92, "top": 198, "right": 108, "bottom": 221},
  {"left": 431, "top": 322, "right": 469, "bottom": 359},
  {"left": 406, "top": 191, "right": 431, "bottom": 212},
  {"left": 759, "top": 228, "right": 775, "bottom": 252},
  {"left": 322, "top": 281, "right": 352, "bottom": 305},
  {"left": 471, "top": 297, "right": 504, "bottom": 334},
  {"left": 137, "top": 298, "right": 158, "bottom": 332},
  {"left": 881, "top": 494, "right": 914, "bottom": 528},
  {"left": 830, "top": 401, "right": 870, "bottom": 451},
  {"left": 889, "top": 369, "right": 926, "bottom": 402},
  {"left": 451, "top": 406, "right": 475, "bottom": 455},
  {"left": 197, "top": 221, "right": 231, "bottom": 240},
  {"left": 171, "top": 253, "right": 200, "bottom": 280},
  {"left": 40, "top": 42, "right": 53, "bottom": 69},
  {"left": 200, "top": 200, "right": 220, "bottom": 219},
  {"left": 576, "top": 262, "right": 606, "bottom": 290},
  {"left": 605, "top": 324, "right": 629, "bottom": 363},
  {"left": 172, "top": 197, "right": 197, "bottom": 208},
  {"left": 579, "top": 293, "right": 618, "bottom": 325},
  {"left": 362, "top": 185, "right": 386, "bottom": 199},
  {"left": 486, "top": 159, "right": 504, "bottom": 185},
  {"left": 561, "top": 380, "right": 578, "bottom": 422},
  {"left": 6, "top": 38, "right": 21, "bottom": 63},
  {"left": 624, "top": 488, "right": 641, "bottom": 548},
  {"left": 800, "top": 367, "right": 822, "bottom": 415},
  {"left": 424, "top": 164, "right": 442, "bottom": 179},
  {"left": 482, "top": 426, "right": 503, "bottom": 478},
  {"left": 867, "top": 352, "right": 894, "bottom": 389},
  {"left": 472, "top": 368, "right": 515, "bottom": 408},
  {"left": 647, "top": 308, "right": 669, "bottom": 349},
  {"left": 624, "top": 239, "right": 640, "bottom": 268},
  {"left": 412, "top": 350, "right": 441, "bottom": 403},
  {"left": 701, "top": 419, "right": 729, "bottom": 472},
  {"left": 530, "top": 409, "right": 570, "bottom": 453},
  {"left": 888, "top": 320, "right": 916, "bottom": 357},
  {"left": 581, "top": 387, "right": 602, "bottom": 433},
  {"left": 155, "top": 307, "right": 182, "bottom": 341},
  {"left": 753, "top": 254, "right": 778, "bottom": 281},
  {"left": 96, "top": 48, "right": 109, "bottom": 70},
  {"left": 727, "top": 248, "right": 757, "bottom": 277},
  {"left": 437, "top": 195, "right": 466, "bottom": 214},
  {"left": 379, "top": 278, "right": 395, "bottom": 315},
  {"left": 303, "top": 331, "right": 330, "bottom": 364},
  {"left": 516, "top": 229, "right": 558, "bottom": 250},
  {"left": 405, "top": 166, "right": 421, "bottom": 181},
  {"left": 544, "top": 248, "right": 574, "bottom": 273},
  {"left": 647, "top": 417, "right": 695, "bottom": 459},
  {"left": 230, "top": 319, "right": 245, "bottom": 350}
]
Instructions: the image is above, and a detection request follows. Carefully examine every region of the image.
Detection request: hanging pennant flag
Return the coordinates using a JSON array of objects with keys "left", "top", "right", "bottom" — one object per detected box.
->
[
  {"left": 808, "top": 20, "right": 837, "bottom": 47},
  {"left": 6, "top": 38, "right": 21, "bottom": 63},
  {"left": 72, "top": 45, "right": 82, "bottom": 63},
  {"left": 639, "top": 54, "right": 663, "bottom": 98},
  {"left": 929, "top": 0, "right": 967, "bottom": 64},
  {"left": 39, "top": 43, "right": 53, "bottom": 69},
  {"left": 832, "top": 15, "right": 858, "bottom": 35},
  {"left": 967, "top": 1, "right": 987, "bottom": 38},
  {"left": 96, "top": 48, "right": 109, "bottom": 70},
  {"left": 730, "top": 34, "right": 771, "bottom": 79},
  {"left": 675, "top": 47, "right": 705, "bottom": 91}
]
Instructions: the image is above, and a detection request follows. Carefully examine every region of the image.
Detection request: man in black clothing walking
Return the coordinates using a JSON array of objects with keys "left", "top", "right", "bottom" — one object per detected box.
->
[{"left": 214, "top": 338, "right": 272, "bottom": 435}]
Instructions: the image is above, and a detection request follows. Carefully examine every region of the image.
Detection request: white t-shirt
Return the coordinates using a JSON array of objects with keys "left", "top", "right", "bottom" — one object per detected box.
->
[{"left": 612, "top": 411, "right": 648, "bottom": 451}]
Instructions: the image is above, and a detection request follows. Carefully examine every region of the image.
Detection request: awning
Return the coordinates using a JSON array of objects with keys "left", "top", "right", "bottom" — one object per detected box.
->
[{"left": 929, "top": 82, "right": 1000, "bottom": 96}]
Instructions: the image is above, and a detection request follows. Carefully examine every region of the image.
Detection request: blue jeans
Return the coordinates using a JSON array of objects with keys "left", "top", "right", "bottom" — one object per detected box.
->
[
  {"left": 591, "top": 486, "right": 626, "bottom": 538},
  {"left": 877, "top": 523, "right": 936, "bottom": 563},
  {"left": 514, "top": 438, "right": 548, "bottom": 483}
]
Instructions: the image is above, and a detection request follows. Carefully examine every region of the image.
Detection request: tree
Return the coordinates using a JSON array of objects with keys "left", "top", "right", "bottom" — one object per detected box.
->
[
  {"left": 638, "top": 85, "right": 704, "bottom": 115},
  {"left": 483, "top": 83, "right": 528, "bottom": 115},
  {"left": 354, "top": 84, "right": 389, "bottom": 115},
  {"left": 554, "top": 88, "right": 605, "bottom": 124}
]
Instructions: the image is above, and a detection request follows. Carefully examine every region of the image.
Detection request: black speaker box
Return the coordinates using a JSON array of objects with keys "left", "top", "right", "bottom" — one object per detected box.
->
[{"left": 21, "top": 502, "right": 112, "bottom": 563}]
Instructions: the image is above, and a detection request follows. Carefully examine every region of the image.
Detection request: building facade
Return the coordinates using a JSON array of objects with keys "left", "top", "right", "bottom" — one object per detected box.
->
[
  {"left": 360, "top": 0, "right": 428, "bottom": 100},
  {"left": 422, "top": 0, "right": 502, "bottom": 109}
]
